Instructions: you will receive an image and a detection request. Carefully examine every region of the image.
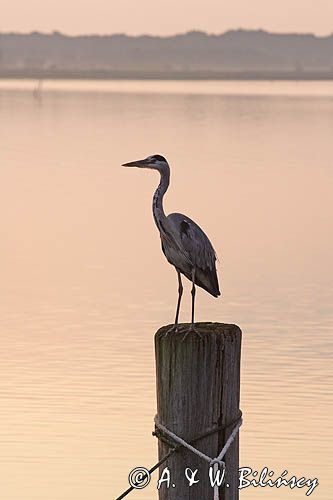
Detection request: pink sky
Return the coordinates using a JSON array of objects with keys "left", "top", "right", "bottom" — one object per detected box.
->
[{"left": 1, "top": 0, "right": 333, "bottom": 36}]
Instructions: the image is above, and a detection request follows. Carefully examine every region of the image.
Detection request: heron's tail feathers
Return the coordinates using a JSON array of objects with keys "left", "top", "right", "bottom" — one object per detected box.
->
[{"left": 195, "top": 266, "right": 221, "bottom": 298}]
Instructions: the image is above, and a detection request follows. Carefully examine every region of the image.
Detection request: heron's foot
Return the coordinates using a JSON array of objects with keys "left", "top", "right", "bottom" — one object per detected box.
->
[
  {"left": 182, "top": 324, "right": 203, "bottom": 342},
  {"left": 164, "top": 324, "right": 185, "bottom": 337}
]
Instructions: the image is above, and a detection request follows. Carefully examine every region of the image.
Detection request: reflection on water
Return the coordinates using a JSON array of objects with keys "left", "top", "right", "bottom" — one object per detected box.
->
[{"left": 0, "top": 80, "right": 332, "bottom": 499}]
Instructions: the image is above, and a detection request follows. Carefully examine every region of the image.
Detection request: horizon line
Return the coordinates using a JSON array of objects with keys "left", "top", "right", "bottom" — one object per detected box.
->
[{"left": 1, "top": 28, "right": 333, "bottom": 39}]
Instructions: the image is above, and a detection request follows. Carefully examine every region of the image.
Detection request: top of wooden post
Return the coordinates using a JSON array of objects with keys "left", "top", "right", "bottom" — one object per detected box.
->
[{"left": 155, "top": 322, "right": 241, "bottom": 343}]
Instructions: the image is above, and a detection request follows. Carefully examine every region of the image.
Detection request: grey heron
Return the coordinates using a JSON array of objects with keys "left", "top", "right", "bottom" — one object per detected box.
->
[{"left": 122, "top": 154, "right": 220, "bottom": 336}]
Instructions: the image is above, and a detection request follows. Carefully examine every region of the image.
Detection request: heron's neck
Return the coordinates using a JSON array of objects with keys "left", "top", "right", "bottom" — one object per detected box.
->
[{"left": 152, "top": 167, "right": 170, "bottom": 231}]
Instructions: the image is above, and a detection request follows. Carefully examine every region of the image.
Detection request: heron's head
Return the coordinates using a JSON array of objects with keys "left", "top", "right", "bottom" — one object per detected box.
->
[{"left": 122, "top": 154, "right": 169, "bottom": 172}]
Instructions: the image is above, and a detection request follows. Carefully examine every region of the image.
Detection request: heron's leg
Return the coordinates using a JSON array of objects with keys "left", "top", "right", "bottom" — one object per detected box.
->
[
  {"left": 190, "top": 271, "right": 196, "bottom": 327},
  {"left": 174, "top": 269, "right": 183, "bottom": 327},
  {"left": 182, "top": 269, "right": 202, "bottom": 341},
  {"left": 165, "top": 269, "right": 184, "bottom": 336}
]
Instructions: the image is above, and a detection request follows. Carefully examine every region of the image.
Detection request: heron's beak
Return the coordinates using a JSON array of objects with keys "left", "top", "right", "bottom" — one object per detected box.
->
[{"left": 122, "top": 159, "right": 149, "bottom": 168}]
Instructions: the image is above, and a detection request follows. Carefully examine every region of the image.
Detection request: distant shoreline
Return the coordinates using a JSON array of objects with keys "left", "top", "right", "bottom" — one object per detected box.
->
[{"left": 1, "top": 69, "right": 333, "bottom": 81}]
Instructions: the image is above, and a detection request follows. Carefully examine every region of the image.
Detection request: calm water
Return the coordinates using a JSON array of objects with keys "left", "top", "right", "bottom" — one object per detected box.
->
[{"left": 0, "top": 80, "right": 332, "bottom": 500}]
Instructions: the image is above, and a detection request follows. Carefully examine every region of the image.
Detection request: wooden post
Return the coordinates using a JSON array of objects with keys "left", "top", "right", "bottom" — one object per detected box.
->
[{"left": 155, "top": 322, "right": 242, "bottom": 500}]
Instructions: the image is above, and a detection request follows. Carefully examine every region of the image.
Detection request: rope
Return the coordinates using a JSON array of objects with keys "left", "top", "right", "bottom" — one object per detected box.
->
[
  {"left": 213, "top": 463, "right": 219, "bottom": 500},
  {"left": 155, "top": 414, "right": 243, "bottom": 500},
  {"left": 212, "top": 417, "right": 243, "bottom": 500},
  {"left": 115, "top": 422, "right": 223, "bottom": 500},
  {"left": 115, "top": 411, "right": 242, "bottom": 500},
  {"left": 115, "top": 448, "right": 175, "bottom": 500},
  {"left": 212, "top": 417, "right": 243, "bottom": 465},
  {"left": 154, "top": 417, "right": 214, "bottom": 464}
]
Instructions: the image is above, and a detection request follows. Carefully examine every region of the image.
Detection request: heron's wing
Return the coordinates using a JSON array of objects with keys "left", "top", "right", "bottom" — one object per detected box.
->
[
  {"left": 168, "top": 213, "right": 217, "bottom": 269},
  {"left": 167, "top": 213, "right": 220, "bottom": 297}
]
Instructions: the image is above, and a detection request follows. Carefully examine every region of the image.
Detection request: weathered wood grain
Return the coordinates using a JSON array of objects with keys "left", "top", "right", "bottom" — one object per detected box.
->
[{"left": 155, "top": 322, "right": 242, "bottom": 500}]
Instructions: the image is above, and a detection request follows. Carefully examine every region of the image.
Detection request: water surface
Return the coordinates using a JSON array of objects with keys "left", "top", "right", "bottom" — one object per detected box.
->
[{"left": 0, "top": 80, "right": 332, "bottom": 499}]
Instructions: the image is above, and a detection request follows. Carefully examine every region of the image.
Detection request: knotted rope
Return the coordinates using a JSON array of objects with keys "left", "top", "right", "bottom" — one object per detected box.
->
[
  {"left": 115, "top": 411, "right": 242, "bottom": 500},
  {"left": 154, "top": 413, "right": 243, "bottom": 500}
]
